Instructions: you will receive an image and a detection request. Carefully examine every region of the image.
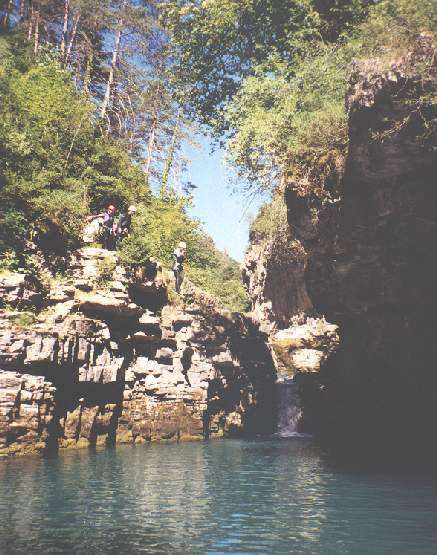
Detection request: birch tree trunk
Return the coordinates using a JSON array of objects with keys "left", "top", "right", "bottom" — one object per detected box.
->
[
  {"left": 27, "top": 4, "right": 34, "bottom": 40},
  {"left": 161, "top": 115, "right": 180, "bottom": 193},
  {"left": 33, "top": 6, "right": 40, "bottom": 54},
  {"left": 60, "top": 0, "right": 70, "bottom": 59},
  {"left": 144, "top": 116, "right": 157, "bottom": 181},
  {"left": 100, "top": 25, "right": 123, "bottom": 120},
  {"left": 64, "top": 12, "right": 80, "bottom": 67}
]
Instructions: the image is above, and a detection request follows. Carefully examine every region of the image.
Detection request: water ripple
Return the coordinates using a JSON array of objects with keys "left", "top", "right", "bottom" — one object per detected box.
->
[{"left": 0, "top": 440, "right": 437, "bottom": 554}]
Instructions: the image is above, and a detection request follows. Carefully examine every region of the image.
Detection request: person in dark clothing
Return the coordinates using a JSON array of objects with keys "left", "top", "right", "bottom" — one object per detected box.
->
[
  {"left": 173, "top": 241, "right": 186, "bottom": 293},
  {"left": 116, "top": 205, "right": 137, "bottom": 247},
  {"left": 87, "top": 205, "right": 117, "bottom": 250},
  {"left": 181, "top": 341, "right": 194, "bottom": 386}
]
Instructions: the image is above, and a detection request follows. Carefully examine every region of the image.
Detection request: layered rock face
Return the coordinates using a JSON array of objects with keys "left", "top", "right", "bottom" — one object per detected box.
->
[
  {"left": 0, "top": 248, "right": 276, "bottom": 456},
  {"left": 244, "top": 37, "right": 436, "bottom": 454}
]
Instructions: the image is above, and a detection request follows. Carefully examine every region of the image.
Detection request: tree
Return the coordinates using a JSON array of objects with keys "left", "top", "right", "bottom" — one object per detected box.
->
[
  {"left": 161, "top": 0, "right": 321, "bottom": 133},
  {"left": 0, "top": 34, "right": 146, "bottom": 258}
]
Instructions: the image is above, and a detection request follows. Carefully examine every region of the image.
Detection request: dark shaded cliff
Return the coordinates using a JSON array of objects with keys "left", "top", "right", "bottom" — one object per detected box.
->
[{"left": 244, "top": 36, "right": 437, "bottom": 459}]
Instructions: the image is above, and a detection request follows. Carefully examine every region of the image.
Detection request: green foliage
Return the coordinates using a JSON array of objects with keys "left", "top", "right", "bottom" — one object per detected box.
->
[
  {"left": 189, "top": 267, "right": 249, "bottom": 313},
  {"left": 249, "top": 194, "right": 289, "bottom": 242},
  {"left": 0, "top": 250, "right": 20, "bottom": 273},
  {"left": 119, "top": 193, "right": 199, "bottom": 267},
  {"left": 225, "top": 47, "right": 349, "bottom": 192},
  {"left": 10, "top": 312, "right": 37, "bottom": 328},
  {"left": 224, "top": 0, "right": 435, "bottom": 195},
  {"left": 119, "top": 193, "right": 249, "bottom": 311},
  {"left": 162, "top": 0, "right": 320, "bottom": 132},
  {"left": 351, "top": 0, "right": 436, "bottom": 58},
  {"left": 187, "top": 241, "right": 250, "bottom": 312},
  {"left": 0, "top": 28, "right": 249, "bottom": 313},
  {"left": 162, "top": 0, "right": 371, "bottom": 132},
  {"left": 313, "top": 0, "right": 370, "bottom": 42},
  {"left": 96, "top": 257, "right": 117, "bottom": 288},
  {"left": 85, "top": 139, "right": 150, "bottom": 213},
  {"left": 0, "top": 32, "right": 148, "bottom": 265}
]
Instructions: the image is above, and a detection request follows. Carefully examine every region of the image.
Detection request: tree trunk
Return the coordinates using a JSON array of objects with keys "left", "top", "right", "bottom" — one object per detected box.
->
[
  {"left": 161, "top": 115, "right": 180, "bottom": 193},
  {"left": 60, "top": 0, "right": 69, "bottom": 58},
  {"left": 83, "top": 50, "right": 94, "bottom": 95},
  {"left": 27, "top": 4, "right": 34, "bottom": 40},
  {"left": 33, "top": 7, "right": 40, "bottom": 54},
  {"left": 144, "top": 116, "right": 157, "bottom": 181},
  {"left": 18, "top": 0, "right": 25, "bottom": 21},
  {"left": 100, "top": 25, "right": 123, "bottom": 121},
  {"left": 1, "top": 0, "right": 13, "bottom": 28},
  {"left": 64, "top": 12, "right": 80, "bottom": 67}
]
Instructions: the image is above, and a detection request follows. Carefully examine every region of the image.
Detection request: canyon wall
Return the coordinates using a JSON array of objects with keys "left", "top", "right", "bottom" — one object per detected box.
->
[
  {"left": 244, "top": 36, "right": 436, "bottom": 453},
  {"left": 0, "top": 248, "right": 276, "bottom": 457}
]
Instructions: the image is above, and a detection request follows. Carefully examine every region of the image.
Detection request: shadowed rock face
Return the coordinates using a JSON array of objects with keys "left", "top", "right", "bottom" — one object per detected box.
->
[
  {"left": 0, "top": 247, "right": 276, "bottom": 456},
  {"left": 243, "top": 238, "right": 313, "bottom": 328},
  {"left": 244, "top": 36, "right": 437, "bottom": 457},
  {"left": 313, "top": 38, "right": 437, "bottom": 457}
]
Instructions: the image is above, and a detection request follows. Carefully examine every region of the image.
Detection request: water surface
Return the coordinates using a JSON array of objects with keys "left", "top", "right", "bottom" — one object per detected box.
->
[{"left": 0, "top": 439, "right": 436, "bottom": 554}]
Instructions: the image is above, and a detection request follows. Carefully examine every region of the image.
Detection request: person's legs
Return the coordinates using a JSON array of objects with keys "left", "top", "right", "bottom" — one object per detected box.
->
[
  {"left": 106, "top": 230, "right": 115, "bottom": 251},
  {"left": 102, "top": 228, "right": 110, "bottom": 249},
  {"left": 174, "top": 269, "right": 182, "bottom": 293},
  {"left": 115, "top": 232, "right": 122, "bottom": 249}
]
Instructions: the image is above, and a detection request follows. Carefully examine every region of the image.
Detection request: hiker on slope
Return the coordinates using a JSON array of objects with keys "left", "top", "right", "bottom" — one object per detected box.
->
[
  {"left": 173, "top": 241, "right": 186, "bottom": 293},
  {"left": 116, "top": 205, "right": 137, "bottom": 247},
  {"left": 87, "top": 205, "right": 116, "bottom": 250}
]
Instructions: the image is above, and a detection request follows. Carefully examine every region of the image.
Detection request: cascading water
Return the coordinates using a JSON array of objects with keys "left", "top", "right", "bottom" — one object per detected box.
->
[{"left": 276, "top": 378, "right": 306, "bottom": 437}]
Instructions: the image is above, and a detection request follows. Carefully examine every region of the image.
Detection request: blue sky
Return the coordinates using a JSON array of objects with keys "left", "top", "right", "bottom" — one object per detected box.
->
[{"left": 182, "top": 136, "right": 266, "bottom": 262}]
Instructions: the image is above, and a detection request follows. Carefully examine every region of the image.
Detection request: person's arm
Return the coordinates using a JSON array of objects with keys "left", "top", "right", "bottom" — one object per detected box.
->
[
  {"left": 86, "top": 212, "right": 105, "bottom": 222},
  {"left": 172, "top": 250, "right": 179, "bottom": 270}
]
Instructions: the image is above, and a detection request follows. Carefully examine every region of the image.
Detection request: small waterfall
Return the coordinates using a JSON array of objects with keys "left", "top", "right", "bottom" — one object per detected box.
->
[{"left": 276, "top": 378, "right": 307, "bottom": 437}]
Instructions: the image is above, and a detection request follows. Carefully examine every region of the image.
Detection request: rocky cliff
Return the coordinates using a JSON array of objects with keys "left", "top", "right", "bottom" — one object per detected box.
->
[
  {"left": 244, "top": 35, "right": 436, "bottom": 455},
  {"left": 0, "top": 247, "right": 276, "bottom": 457}
]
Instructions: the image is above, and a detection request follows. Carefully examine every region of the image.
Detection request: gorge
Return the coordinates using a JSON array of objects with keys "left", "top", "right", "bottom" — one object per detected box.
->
[
  {"left": 0, "top": 24, "right": 437, "bottom": 555},
  {"left": 0, "top": 35, "right": 436, "bottom": 462},
  {"left": 1, "top": 0, "right": 437, "bottom": 552},
  {"left": 0, "top": 247, "right": 276, "bottom": 456}
]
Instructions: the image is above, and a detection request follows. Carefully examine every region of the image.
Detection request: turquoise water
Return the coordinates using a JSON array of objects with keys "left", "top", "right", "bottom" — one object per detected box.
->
[{"left": 1, "top": 439, "right": 437, "bottom": 554}]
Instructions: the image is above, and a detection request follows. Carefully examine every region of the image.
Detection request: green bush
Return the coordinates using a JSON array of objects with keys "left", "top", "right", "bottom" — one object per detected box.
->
[
  {"left": 188, "top": 266, "right": 249, "bottom": 313},
  {"left": 119, "top": 193, "right": 249, "bottom": 312},
  {"left": 249, "top": 193, "right": 289, "bottom": 242},
  {"left": 118, "top": 193, "right": 199, "bottom": 267}
]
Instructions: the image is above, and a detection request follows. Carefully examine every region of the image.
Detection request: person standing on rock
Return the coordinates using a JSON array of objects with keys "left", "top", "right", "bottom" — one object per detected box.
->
[
  {"left": 116, "top": 205, "right": 137, "bottom": 247},
  {"left": 87, "top": 205, "right": 117, "bottom": 250},
  {"left": 173, "top": 241, "right": 186, "bottom": 293}
]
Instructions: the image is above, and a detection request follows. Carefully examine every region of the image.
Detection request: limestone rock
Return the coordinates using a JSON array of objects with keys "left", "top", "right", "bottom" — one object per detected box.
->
[
  {"left": 0, "top": 370, "right": 55, "bottom": 457},
  {"left": 0, "top": 246, "right": 277, "bottom": 455}
]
